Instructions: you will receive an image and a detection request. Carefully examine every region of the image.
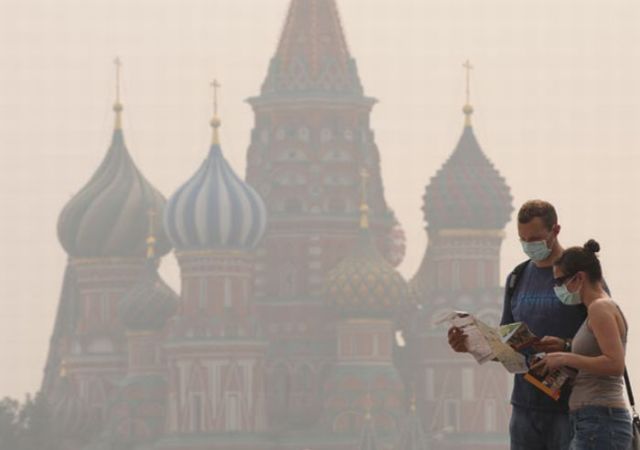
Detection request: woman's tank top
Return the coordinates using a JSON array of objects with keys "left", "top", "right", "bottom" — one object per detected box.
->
[{"left": 569, "top": 300, "right": 628, "bottom": 410}]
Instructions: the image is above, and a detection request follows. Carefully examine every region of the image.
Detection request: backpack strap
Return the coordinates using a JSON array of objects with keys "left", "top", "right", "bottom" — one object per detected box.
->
[{"left": 507, "top": 259, "right": 530, "bottom": 304}]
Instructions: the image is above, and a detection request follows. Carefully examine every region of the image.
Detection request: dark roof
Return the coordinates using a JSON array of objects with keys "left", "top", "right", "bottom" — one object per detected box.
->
[{"left": 423, "top": 125, "right": 513, "bottom": 230}]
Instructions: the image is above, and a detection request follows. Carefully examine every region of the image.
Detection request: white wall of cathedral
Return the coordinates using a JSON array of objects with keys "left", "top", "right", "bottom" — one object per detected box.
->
[
  {"left": 413, "top": 305, "right": 511, "bottom": 438},
  {"left": 167, "top": 355, "right": 265, "bottom": 433},
  {"left": 420, "top": 357, "right": 511, "bottom": 435}
]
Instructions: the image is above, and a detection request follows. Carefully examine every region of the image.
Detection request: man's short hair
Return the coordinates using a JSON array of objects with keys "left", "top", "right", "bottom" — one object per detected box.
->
[{"left": 517, "top": 200, "right": 558, "bottom": 230}]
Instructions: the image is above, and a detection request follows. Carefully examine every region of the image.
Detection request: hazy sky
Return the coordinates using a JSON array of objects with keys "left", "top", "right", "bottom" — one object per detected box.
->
[{"left": 1, "top": 0, "right": 639, "bottom": 399}]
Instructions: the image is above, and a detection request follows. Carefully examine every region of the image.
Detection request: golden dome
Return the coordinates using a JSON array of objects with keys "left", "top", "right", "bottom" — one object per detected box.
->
[{"left": 325, "top": 230, "right": 410, "bottom": 317}]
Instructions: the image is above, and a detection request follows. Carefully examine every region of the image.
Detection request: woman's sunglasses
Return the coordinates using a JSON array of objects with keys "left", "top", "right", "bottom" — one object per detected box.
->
[{"left": 553, "top": 273, "right": 576, "bottom": 287}]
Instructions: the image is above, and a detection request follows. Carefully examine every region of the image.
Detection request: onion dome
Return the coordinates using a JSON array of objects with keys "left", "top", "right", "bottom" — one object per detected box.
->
[
  {"left": 422, "top": 63, "right": 512, "bottom": 231},
  {"left": 326, "top": 171, "right": 409, "bottom": 317},
  {"left": 164, "top": 81, "right": 267, "bottom": 251},
  {"left": 57, "top": 60, "right": 171, "bottom": 258},
  {"left": 118, "top": 262, "right": 178, "bottom": 331},
  {"left": 118, "top": 218, "right": 178, "bottom": 331}
]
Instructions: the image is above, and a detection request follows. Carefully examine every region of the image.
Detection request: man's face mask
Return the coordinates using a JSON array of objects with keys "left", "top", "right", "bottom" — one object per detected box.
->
[{"left": 520, "top": 239, "right": 552, "bottom": 262}]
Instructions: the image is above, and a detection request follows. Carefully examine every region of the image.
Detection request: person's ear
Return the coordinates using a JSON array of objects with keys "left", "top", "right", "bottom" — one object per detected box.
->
[{"left": 552, "top": 224, "right": 561, "bottom": 235}]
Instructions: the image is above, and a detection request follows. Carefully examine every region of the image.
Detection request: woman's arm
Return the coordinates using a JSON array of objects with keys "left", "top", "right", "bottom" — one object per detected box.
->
[{"left": 540, "top": 300, "right": 625, "bottom": 376}]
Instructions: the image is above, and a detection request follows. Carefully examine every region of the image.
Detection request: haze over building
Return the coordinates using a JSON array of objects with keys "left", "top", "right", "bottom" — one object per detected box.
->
[{"left": 36, "top": 1, "right": 542, "bottom": 449}]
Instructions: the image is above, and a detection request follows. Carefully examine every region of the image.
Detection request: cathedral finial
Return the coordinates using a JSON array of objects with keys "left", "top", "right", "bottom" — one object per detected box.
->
[
  {"left": 113, "top": 57, "right": 123, "bottom": 130},
  {"left": 462, "top": 59, "right": 474, "bottom": 127},
  {"left": 146, "top": 208, "right": 157, "bottom": 259},
  {"left": 359, "top": 168, "right": 370, "bottom": 229},
  {"left": 210, "top": 79, "right": 222, "bottom": 145}
]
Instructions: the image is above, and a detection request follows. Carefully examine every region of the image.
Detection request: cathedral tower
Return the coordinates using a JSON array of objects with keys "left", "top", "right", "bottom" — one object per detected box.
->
[
  {"left": 323, "top": 170, "right": 408, "bottom": 439},
  {"left": 405, "top": 62, "right": 513, "bottom": 449},
  {"left": 244, "top": 0, "right": 401, "bottom": 428},
  {"left": 45, "top": 59, "right": 171, "bottom": 445},
  {"left": 161, "top": 82, "right": 268, "bottom": 444}
]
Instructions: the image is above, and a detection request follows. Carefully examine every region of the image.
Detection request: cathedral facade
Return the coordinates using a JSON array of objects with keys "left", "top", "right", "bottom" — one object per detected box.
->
[{"left": 42, "top": 1, "right": 514, "bottom": 449}]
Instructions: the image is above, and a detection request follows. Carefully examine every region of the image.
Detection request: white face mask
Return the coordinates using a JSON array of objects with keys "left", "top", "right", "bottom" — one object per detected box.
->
[
  {"left": 553, "top": 283, "right": 582, "bottom": 306},
  {"left": 553, "top": 273, "right": 582, "bottom": 305},
  {"left": 520, "top": 239, "right": 552, "bottom": 262}
]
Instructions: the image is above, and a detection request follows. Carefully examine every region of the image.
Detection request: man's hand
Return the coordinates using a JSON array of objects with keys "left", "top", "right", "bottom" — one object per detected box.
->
[
  {"left": 533, "top": 336, "right": 567, "bottom": 353},
  {"left": 448, "top": 326, "right": 468, "bottom": 353}
]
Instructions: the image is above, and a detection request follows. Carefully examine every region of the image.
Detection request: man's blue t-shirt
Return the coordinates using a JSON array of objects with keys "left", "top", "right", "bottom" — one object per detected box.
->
[{"left": 500, "top": 261, "right": 587, "bottom": 412}]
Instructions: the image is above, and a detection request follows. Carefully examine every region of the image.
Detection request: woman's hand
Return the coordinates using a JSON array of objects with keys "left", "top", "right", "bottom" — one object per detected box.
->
[
  {"left": 542, "top": 352, "right": 570, "bottom": 370},
  {"left": 533, "top": 336, "right": 567, "bottom": 353},
  {"left": 530, "top": 352, "right": 571, "bottom": 374}
]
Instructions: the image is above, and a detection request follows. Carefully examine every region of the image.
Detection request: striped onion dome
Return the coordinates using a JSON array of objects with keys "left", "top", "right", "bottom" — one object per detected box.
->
[
  {"left": 164, "top": 125, "right": 267, "bottom": 251},
  {"left": 57, "top": 119, "right": 171, "bottom": 259}
]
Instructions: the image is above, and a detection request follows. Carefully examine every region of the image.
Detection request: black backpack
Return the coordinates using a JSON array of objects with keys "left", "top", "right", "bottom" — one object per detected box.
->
[{"left": 506, "top": 260, "right": 530, "bottom": 305}]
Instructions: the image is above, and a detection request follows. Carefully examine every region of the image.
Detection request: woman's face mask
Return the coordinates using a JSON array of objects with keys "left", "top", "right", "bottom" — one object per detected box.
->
[{"left": 553, "top": 273, "right": 582, "bottom": 306}]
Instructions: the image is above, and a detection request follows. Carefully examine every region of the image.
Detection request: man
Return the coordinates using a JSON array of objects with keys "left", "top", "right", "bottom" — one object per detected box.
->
[{"left": 448, "top": 200, "right": 587, "bottom": 450}]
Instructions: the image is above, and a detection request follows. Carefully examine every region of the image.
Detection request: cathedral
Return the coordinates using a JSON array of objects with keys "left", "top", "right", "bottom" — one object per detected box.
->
[{"left": 41, "top": 1, "right": 515, "bottom": 449}]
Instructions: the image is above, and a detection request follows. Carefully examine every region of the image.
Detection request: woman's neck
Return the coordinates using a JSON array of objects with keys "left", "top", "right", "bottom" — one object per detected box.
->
[{"left": 581, "top": 281, "right": 609, "bottom": 308}]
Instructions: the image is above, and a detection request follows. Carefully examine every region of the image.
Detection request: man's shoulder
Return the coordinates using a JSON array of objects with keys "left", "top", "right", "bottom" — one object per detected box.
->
[
  {"left": 510, "top": 259, "right": 531, "bottom": 275},
  {"left": 506, "top": 260, "right": 532, "bottom": 287}
]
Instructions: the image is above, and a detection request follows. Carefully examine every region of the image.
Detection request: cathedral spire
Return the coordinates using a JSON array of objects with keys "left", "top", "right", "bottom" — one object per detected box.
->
[
  {"left": 210, "top": 79, "right": 221, "bottom": 145},
  {"left": 462, "top": 59, "right": 474, "bottom": 127},
  {"left": 113, "top": 57, "right": 123, "bottom": 130},
  {"left": 260, "top": 0, "right": 364, "bottom": 97}
]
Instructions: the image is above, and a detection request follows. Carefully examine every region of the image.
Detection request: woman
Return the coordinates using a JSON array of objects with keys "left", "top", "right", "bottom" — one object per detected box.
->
[{"left": 534, "top": 239, "right": 632, "bottom": 449}]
